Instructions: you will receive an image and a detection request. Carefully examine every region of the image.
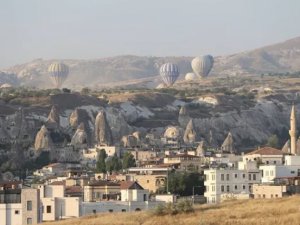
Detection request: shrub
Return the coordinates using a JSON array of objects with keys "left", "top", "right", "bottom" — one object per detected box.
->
[
  {"left": 152, "top": 204, "right": 165, "bottom": 216},
  {"left": 152, "top": 200, "right": 194, "bottom": 216},
  {"left": 164, "top": 202, "right": 178, "bottom": 215},
  {"left": 177, "top": 200, "right": 194, "bottom": 213}
]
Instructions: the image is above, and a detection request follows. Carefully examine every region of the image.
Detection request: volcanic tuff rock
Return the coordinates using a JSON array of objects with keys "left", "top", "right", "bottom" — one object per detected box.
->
[
  {"left": 34, "top": 125, "right": 53, "bottom": 150},
  {"left": 46, "top": 105, "right": 60, "bottom": 128},
  {"left": 95, "top": 110, "right": 113, "bottom": 146},
  {"left": 221, "top": 132, "right": 234, "bottom": 153},
  {"left": 121, "top": 135, "right": 138, "bottom": 148},
  {"left": 71, "top": 123, "right": 87, "bottom": 147},
  {"left": 183, "top": 119, "right": 196, "bottom": 144}
]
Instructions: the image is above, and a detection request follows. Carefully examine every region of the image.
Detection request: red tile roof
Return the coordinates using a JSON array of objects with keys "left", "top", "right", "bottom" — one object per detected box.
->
[
  {"left": 246, "top": 147, "right": 283, "bottom": 156},
  {"left": 119, "top": 181, "right": 144, "bottom": 190}
]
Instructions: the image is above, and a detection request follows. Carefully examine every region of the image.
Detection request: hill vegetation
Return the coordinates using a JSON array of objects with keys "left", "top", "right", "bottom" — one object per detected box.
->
[
  {"left": 42, "top": 196, "right": 300, "bottom": 225},
  {"left": 2, "top": 37, "right": 300, "bottom": 88}
]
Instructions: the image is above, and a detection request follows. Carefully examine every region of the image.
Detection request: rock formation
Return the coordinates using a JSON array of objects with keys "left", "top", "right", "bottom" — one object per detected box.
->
[
  {"left": 164, "top": 126, "right": 181, "bottom": 139},
  {"left": 221, "top": 132, "right": 234, "bottom": 153},
  {"left": 69, "top": 108, "right": 80, "bottom": 128},
  {"left": 196, "top": 141, "right": 206, "bottom": 157},
  {"left": 34, "top": 125, "right": 53, "bottom": 150},
  {"left": 71, "top": 123, "right": 87, "bottom": 147},
  {"left": 46, "top": 105, "right": 60, "bottom": 128},
  {"left": 121, "top": 135, "right": 138, "bottom": 148},
  {"left": 132, "top": 131, "right": 141, "bottom": 142},
  {"left": 95, "top": 110, "right": 113, "bottom": 146},
  {"left": 178, "top": 105, "right": 190, "bottom": 127},
  {"left": 282, "top": 140, "right": 290, "bottom": 153},
  {"left": 183, "top": 119, "right": 196, "bottom": 144}
]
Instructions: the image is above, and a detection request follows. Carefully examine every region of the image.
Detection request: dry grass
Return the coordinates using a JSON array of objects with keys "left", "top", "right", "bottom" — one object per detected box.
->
[{"left": 42, "top": 196, "right": 300, "bottom": 225}]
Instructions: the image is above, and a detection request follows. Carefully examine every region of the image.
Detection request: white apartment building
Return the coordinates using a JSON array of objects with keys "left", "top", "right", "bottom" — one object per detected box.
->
[
  {"left": 260, "top": 155, "right": 300, "bottom": 183},
  {"left": 204, "top": 163, "right": 261, "bottom": 203}
]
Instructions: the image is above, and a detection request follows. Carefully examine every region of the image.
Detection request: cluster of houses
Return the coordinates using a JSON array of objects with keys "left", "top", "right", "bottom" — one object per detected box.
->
[{"left": 1, "top": 104, "right": 300, "bottom": 225}]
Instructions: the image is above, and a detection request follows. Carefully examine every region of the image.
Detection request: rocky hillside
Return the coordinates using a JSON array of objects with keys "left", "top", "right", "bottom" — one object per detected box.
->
[{"left": 1, "top": 37, "right": 300, "bottom": 88}]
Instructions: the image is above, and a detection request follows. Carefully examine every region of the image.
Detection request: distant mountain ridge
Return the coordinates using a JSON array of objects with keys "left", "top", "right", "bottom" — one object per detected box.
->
[{"left": 1, "top": 37, "right": 300, "bottom": 88}]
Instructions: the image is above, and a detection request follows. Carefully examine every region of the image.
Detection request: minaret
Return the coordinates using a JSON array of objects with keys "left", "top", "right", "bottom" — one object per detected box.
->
[{"left": 289, "top": 104, "right": 297, "bottom": 155}]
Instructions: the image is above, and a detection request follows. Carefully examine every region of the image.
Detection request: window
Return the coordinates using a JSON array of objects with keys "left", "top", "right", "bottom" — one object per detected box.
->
[
  {"left": 243, "top": 174, "right": 245, "bottom": 179},
  {"left": 47, "top": 206, "right": 51, "bottom": 213},
  {"left": 221, "top": 174, "right": 224, "bottom": 181},
  {"left": 204, "top": 175, "right": 207, "bottom": 181},
  {"left": 27, "top": 218, "right": 32, "bottom": 225},
  {"left": 15, "top": 210, "right": 19, "bottom": 215},
  {"left": 147, "top": 180, "right": 149, "bottom": 183},
  {"left": 122, "top": 209, "right": 126, "bottom": 212},
  {"left": 27, "top": 201, "right": 32, "bottom": 211},
  {"left": 243, "top": 185, "right": 245, "bottom": 190},
  {"left": 92, "top": 210, "right": 96, "bottom": 214},
  {"left": 226, "top": 185, "right": 230, "bottom": 192},
  {"left": 226, "top": 174, "right": 230, "bottom": 181},
  {"left": 212, "top": 174, "right": 215, "bottom": 180},
  {"left": 248, "top": 174, "right": 251, "bottom": 180},
  {"left": 266, "top": 161, "right": 269, "bottom": 165},
  {"left": 143, "top": 194, "right": 147, "bottom": 201},
  {"left": 275, "top": 194, "right": 278, "bottom": 198},
  {"left": 271, "top": 194, "right": 273, "bottom": 198},
  {"left": 235, "top": 185, "right": 238, "bottom": 190},
  {"left": 221, "top": 185, "right": 224, "bottom": 192},
  {"left": 109, "top": 209, "right": 113, "bottom": 212},
  {"left": 253, "top": 174, "right": 256, "bottom": 180},
  {"left": 263, "top": 194, "right": 266, "bottom": 198},
  {"left": 274, "top": 161, "right": 276, "bottom": 164},
  {"left": 212, "top": 185, "right": 215, "bottom": 192},
  {"left": 234, "top": 174, "right": 238, "bottom": 179},
  {"left": 291, "top": 171, "right": 295, "bottom": 174}
]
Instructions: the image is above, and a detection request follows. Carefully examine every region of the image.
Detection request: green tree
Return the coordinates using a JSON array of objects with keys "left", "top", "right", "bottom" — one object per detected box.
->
[
  {"left": 165, "top": 171, "right": 204, "bottom": 196},
  {"left": 106, "top": 154, "right": 122, "bottom": 173},
  {"left": 122, "top": 152, "right": 136, "bottom": 169},
  {"left": 266, "top": 134, "right": 279, "bottom": 148},
  {"left": 96, "top": 149, "right": 107, "bottom": 173}
]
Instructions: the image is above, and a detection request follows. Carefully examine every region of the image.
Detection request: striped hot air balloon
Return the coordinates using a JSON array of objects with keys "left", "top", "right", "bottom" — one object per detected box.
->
[
  {"left": 48, "top": 62, "right": 69, "bottom": 88},
  {"left": 159, "top": 63, "right": 179, "bottom": 87},
  {"left": 191, "top": 55, "right": 214, "bottom": 78}
]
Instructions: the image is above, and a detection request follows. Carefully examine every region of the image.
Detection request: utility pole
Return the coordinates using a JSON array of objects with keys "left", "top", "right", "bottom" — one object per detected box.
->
[{"left": 167, "top": 168, "right": 169, "bottom": 194}]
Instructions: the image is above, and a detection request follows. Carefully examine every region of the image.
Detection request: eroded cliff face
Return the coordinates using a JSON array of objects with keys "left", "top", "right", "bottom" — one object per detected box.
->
[
  {"left": 95, "top": 110, "right": 113, "bottom": 146},
  {"left": 0, "top": 92, "right": 297, "bottom": 161},
  {"left": 34, "top": 125, "right": 53, "bottom": 150},
  {"left": 71, "top": 123, "right": 87, "bottom": 147}
]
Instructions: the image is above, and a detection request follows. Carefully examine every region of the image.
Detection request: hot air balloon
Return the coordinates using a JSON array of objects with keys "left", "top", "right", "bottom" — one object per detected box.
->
[
  {"left": 159, "top": 63, "right": 179, "bottom": 87},
  {"left": 185, "top": 72, "right": 197, "bottom": 81},
  {"left": 191, "top": 55, "right": 214, "bottom": 78},
  {"left": 48, "top": 62, "right": 69, "bottom": 88}
]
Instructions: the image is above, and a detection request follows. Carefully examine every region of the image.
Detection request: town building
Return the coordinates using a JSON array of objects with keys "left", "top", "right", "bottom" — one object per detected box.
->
[
  {"left": 0, "top": 182, "right": 41, "bottom": 225},
  {"left": 204, "top": 162, "right": 261, "bottom": 203}
]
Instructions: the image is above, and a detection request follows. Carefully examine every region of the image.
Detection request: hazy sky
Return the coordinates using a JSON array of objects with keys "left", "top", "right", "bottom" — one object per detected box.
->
[{"left": 1, "top": 0, "right": 300, "bottom": 68}]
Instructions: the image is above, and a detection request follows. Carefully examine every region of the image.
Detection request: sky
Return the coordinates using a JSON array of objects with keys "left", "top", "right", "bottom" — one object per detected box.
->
[{"left": 1, "top": 0, "right": 300, "bottom": 68}]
